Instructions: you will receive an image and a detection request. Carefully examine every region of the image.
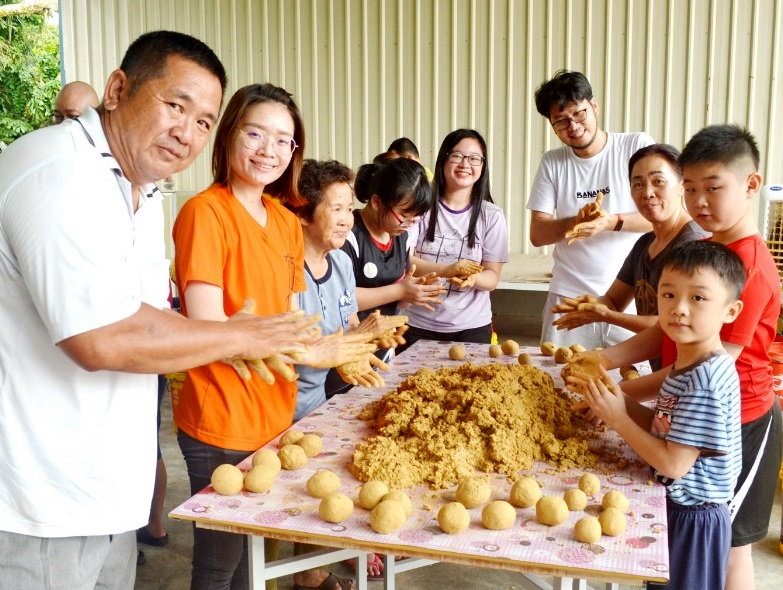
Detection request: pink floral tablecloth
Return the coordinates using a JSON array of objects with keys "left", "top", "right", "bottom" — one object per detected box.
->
[{"left": 170, "top": 341, "right": 668, "bottom": 584}]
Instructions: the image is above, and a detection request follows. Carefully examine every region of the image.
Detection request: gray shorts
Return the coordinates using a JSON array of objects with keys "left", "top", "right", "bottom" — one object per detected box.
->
[{"left": 0, "top": 529, "right": 136, "bottom": 590}]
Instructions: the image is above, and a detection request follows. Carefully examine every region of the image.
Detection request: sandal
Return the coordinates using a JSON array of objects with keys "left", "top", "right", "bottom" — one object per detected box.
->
[
  {"left": 343, "top": 553, "right": 383, "bottom": 581},
  {"left": 136, "top": 526, "right": 169, "bottom": 547},
  {"left": 293, "top": 572, "right": 354, "bottom": 590}
]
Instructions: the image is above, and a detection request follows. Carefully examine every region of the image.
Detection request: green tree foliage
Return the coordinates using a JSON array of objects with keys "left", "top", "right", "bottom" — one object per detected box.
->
[{"left": 0, "top": 2, "right": 60, "bottom": 144}]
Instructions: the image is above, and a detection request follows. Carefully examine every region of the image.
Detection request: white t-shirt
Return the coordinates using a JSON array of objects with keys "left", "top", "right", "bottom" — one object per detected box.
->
[
  {"left": 527, "top": 132, "right": 654, "bottom": 296},
  {"left": 0, "top": 108, "right": 164, "bottom": 537},
  {"left": 406, "top": 199, "right": 509, "bottom": 331}
]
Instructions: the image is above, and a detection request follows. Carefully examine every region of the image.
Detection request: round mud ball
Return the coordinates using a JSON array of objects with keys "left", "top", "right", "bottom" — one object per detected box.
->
[
  {"left": 574, "top": 516, "right": 602, "bottom": 543},
  {"left": 370, "top": 500, "right": 407, "bottom": 533},
  {"left": 488, "top": 344, "right": 503, "bottom": 358},
  {"left": 481, "top": 500, "right": 516, "bottom": 530},
  {"left": 540, "top": 342, "right": 556, "bottom": 356},
  {"left": 296, "top": 433, "right": 323, "bottom": 457},
  {"left": 251, "top": 448, "right": 281, "bottom": 474},
  {"left": 437, "top": 502, "right": 470, "bottom": 534},
  {"left": 569, "top": 343, "right": 587, "bottom": 353},
  {"left": 358, "top": 480, "right": 390, "bottom": 510},
  {"left": 564, "top": 488, "right": 588, "bottom": 511},
  {"left": 501, "top": 339, "right": 520, "bottom": 355},
  {"left": 599, "top": 506, "right": 627, "bottom": 536},
  {"left": 602, "top": 489, "right": 630, "bottom": 512},
  {"left": 211, "top": 464, "right": 244, "bottom": 496},
  {"left": 319, "top": 493, "right": 354, "bottom": 523},
  {"left": 517, "top": 352, "right": 533, "bottom": 365},
  {"left": 456, "top": 476, "right": 491, "bottom": 509},
  {"left": 307, "top": 469, "right": 341, "bottom": 498},
  {"left": 278, "top": 444, "right": 308, "bottom": 470},
  {"left": 279, "top": 429, "right": 304, "bottom": 447},
  {"left": 535, "top": 495, "right": 569, "bottom": 526},
  {"left": 448, "top": 344, "right": 467, "bottom": 361},
  {"left": 381, "top": 490, "right": 413, "bottom": 517},
  {"left": 244, "top": 465, "right": 277, "bottom": 493},
  {"left": 554, "top": 347, "right": 574, "bottom": 364},
  {"left": 578, "top": 473, "right": 601, "bottom": 497},
  {"left": 509, "top": 476, "right": 541, "bottom": 508}
]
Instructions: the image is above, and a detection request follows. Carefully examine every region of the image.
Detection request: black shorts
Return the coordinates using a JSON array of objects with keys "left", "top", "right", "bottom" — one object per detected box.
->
[
  {"left": 731, "top": 402, "right": 783, "bottom": 546},
  {"left": 395, "top": 322, "right": 493, "bottom": 355}
]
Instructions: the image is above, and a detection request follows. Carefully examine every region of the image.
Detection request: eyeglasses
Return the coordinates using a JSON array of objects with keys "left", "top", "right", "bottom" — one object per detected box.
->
[
  {"left": 239, "top": 128, "right": 297, "bottom": 157},
  {"left": 447, "top": 151, "right": 485, "bottom": 167},
  {"left": 551, "top": 108, "right": 588, "bottom": 131},
  {"left": 389, "top": 208, "right": 419, "bottom": 228}
]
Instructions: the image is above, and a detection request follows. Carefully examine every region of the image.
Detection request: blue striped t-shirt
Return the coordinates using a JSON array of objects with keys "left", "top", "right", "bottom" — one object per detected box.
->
[{"left": 651, "top": 353, "right": 742, "bottom": 505}]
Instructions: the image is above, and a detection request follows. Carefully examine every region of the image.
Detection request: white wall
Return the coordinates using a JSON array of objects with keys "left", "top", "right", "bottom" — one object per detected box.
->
[{"left": 60, "top": 0, "right": 783, "bottom": 253}]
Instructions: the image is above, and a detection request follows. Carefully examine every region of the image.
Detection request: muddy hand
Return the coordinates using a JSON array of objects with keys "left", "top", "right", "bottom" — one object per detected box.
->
[
  {"left": 447, "top": 259, "right": 484, "bottom": 278},
  {"left": 298, "top": 328, "right": 377, "bottom": 369},
  {"left": 337, "top": 354, "right": 389, "bottom": 387},
  {"left": 265, "top": 354, "right": 298, "bottom": 382}
]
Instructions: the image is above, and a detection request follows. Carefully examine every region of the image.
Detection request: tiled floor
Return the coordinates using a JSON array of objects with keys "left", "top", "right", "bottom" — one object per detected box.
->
[{"left": 136, "top": 334, "right": 783, "bottom": 589}]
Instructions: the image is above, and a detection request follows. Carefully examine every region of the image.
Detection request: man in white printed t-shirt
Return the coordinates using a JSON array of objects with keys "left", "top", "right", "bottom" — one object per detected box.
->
[{"left": 527, "top": 70, "right": 654, "bottom": 348}]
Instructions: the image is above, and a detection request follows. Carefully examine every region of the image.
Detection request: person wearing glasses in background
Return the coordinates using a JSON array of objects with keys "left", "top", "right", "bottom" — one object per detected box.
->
[
  {"left": 172, "top": 83, "right": 375, "bottom": 590},
  {"left": 342, "top": 157, "right": 444, "bottom": 322},
  {"left": 527, "top": 70, "right": 654, "bottom": 349},
  {"left": 52, "top": 81, "right": 100, "bottom": 124},
  {"left": 400, "top": 129, "right": 509, "bottom": 350}
]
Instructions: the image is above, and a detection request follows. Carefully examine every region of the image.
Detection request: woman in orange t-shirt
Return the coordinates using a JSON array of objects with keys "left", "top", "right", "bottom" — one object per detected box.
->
[{"left": 173, "top": 84, "right": 359, "bottom": 590}]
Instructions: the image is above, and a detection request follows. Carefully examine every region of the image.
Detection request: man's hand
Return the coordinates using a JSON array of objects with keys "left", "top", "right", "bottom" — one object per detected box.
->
[
  {"left": 224, "top": 304, "right": 322, "bottom": 380},
  {"left": 576, "top": 191, "right": 604, "bottom": 223},
  {"left": 564, "top": 192, "right": 612, "bottom": 244},
  {"left": 564, "top": 211, "right": 613, "bottom": 244}
]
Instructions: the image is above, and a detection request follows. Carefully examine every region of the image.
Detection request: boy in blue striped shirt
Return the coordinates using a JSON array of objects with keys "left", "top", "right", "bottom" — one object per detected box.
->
[{"left": 568, "top": 240, "right": 745, "bottom": 590}]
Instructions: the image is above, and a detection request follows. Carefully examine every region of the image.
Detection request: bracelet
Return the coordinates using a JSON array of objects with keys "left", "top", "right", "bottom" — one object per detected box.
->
[{"left": 613, "top": 214, "right": 624, "bottom": 231}]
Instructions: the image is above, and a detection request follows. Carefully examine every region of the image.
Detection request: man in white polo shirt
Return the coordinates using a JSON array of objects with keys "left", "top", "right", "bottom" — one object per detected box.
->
[{"left": 0, "top": 31, "right": 318, "bottom": 589}]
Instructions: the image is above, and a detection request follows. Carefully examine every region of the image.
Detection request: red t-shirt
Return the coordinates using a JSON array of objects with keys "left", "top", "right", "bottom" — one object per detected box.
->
[{"left": 662, "top": 235, "right": 778, "bottom": 423}]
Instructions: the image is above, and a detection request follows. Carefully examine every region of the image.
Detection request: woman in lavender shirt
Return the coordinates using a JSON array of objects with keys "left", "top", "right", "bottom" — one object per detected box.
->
[{"left": 403, "top": 129, "right": 509, "bottom": 349}]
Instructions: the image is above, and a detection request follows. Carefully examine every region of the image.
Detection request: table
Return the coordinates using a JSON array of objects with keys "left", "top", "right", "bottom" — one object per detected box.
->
[
  {"left": 497, "top": 253, "right": 553, "bottom": 291},
  {"left": 170, "top": 341, "right": 668, "bottom": 589}
]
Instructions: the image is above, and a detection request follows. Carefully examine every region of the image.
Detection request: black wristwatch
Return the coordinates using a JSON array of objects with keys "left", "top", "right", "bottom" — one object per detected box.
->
[{"left": 613, "top": 214, "right": 624, "bottom": 231}]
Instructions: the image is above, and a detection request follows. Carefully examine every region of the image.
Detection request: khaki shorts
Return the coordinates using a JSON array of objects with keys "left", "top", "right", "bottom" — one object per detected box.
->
[{"left": 0, "top": 529, "right": 136, "bottom": 590}]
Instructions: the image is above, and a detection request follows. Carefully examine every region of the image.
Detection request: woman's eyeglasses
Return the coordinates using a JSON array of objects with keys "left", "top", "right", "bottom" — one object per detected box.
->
[
  {"left": 447, "top": 152, "right": 485, "bottom": 167},
  {"left": 389, "top": 208, "right": 419, "bottom": 228},
  {"left": 239, "top": 129, "right": 297, "bottom": 157}
]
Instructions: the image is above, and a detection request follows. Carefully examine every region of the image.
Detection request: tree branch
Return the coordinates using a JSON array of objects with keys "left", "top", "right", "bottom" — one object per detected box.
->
[{"left": 0, "top": 1, "right": 58, "bottom": 19}]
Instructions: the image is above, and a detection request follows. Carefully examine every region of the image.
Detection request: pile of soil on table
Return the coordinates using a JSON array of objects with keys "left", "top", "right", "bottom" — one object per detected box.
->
[{"left": 350, "top": 362, "right": 603, "bottom": 490}]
